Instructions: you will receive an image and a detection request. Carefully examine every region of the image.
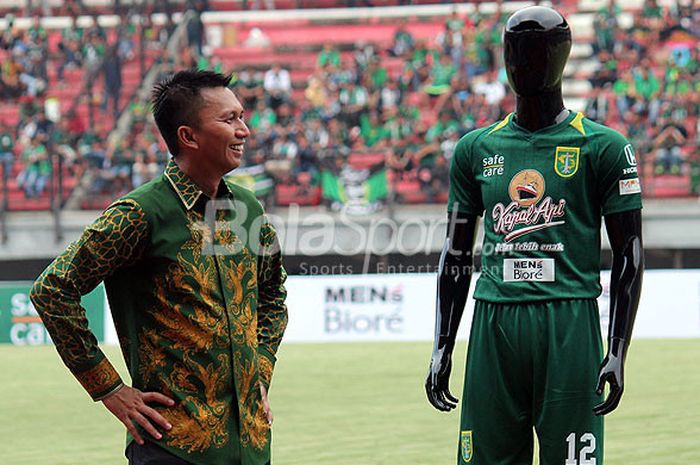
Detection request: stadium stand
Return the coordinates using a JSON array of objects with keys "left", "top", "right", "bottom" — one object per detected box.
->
[
  {"left": 1, "top": 0, "right": 698, "bottom": 214},
  {"left": 0, "top": 7, "right": 167, "bottom": 211}
]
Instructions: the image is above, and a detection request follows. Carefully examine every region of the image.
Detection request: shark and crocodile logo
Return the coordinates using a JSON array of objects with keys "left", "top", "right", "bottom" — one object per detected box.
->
[{"left": 508, "top": 169, "right": 545, "bottom": 207}]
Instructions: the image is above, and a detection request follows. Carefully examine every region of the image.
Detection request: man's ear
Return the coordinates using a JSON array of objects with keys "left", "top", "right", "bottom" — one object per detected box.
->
[{"left": 177, "top": 126, "right": 199, "bottom": 150}]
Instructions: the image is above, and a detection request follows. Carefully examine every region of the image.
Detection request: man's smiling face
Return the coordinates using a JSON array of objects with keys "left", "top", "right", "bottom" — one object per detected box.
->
[{"left": 189, "top": 86, "right": 250, "bottom": 173}]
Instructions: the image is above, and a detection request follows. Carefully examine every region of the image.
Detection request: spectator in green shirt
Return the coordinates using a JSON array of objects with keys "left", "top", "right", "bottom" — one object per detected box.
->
[
  {"left": 27, "top": 15, "right": 47, "bottom": 43},
  {"left": 30, "top": 70, "right": 288, "bottom": 465},
  {"left": 592, "top": 0, "right": 621, "bottom": 55},
  {"left": 52, "top": 118, "right": 80, "bottom": 173},
  {"left": 427, "top": 54, "right": 457, "bottom": 94},
  {"left": 366, "top": 57, "right": 388, "bottom": 90},
  {"left": 339, "top": 81, "right": 369, "bottom": 128},
  {"left": 422, "top": 53, "right": 457, "bottom": 112},
  {"left": 641, "top": 0, "right": 663, "bottom": 20},
  {"left": 249, "top": 99, "right": 278, "bottom": 133},
  {"left": 445, "top": 9, "right": 465, "bottom": 33},
  {"left": 389, "top": 21, "right": 414, "bottom": 58},
  {"left": 17, "top": 137, "right": 50, "bottom": 198},
  {"left": 317, "top": 43, "right": 341, "bottom": 69},
  {"left": 613, "top": 69, "right": 637, "bottom": 115},
  {"left": 360, "top": 111, "right": 389, "bottom": 148},
  {"left": 233, "top": 67, "right": 265, "bottom": 109},
  {"left": 0, "top": 120, "right": 14, "bottom": 180},
  {"left": 426, "top": 110, "right": 459, "bottom": 144},
  {"left": 664, "top": 67, "right": 694, "bottom": 97},
  {"left": 634, "top": 66, "right": 660, "bottom": 100}
]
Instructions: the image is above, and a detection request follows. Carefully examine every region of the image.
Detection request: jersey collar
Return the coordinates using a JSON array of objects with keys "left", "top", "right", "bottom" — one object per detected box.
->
[{"left": 509, "top": 109, "right": 578, "bottom": 136}]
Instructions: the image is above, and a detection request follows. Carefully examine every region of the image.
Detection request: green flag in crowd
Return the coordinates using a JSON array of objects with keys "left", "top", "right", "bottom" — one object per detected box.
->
[
  {"left": 364, "top": 168, "right": 389, "bottom": 202},
  {"left": 321, "top": 164, "right": 388, "bottom": 208},
  {"left": 321, "top": 170, "right": 348, "bottom": 203},
  {"left": 226, "top": 164, "right": 274, "bottom": 198}
]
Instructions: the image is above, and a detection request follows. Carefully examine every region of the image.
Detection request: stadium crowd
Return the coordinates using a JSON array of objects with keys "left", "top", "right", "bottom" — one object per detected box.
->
[
  {"left": 93, "top": 8, "right": 514, "bottom": 205},
  {"left": 587, "top": 0, "right": 700, "bottom": 188},
  {"left": 0, "top": 5, "right": 171, "bottom": 200},
  {"left": 2, "top": 0, "right": 700, "bottom": 208}
]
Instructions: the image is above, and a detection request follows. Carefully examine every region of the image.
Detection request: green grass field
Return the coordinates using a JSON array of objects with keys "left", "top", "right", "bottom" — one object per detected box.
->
[{"left": 1, "top": 340, "right": 699, "bottom": 464}]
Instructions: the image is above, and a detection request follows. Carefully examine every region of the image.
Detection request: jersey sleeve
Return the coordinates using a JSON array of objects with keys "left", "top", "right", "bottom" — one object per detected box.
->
[
  {"left": 448, "top": 135, "right": 484, "bottom": 216},
  {"left": 595, "top": 131, "right": 643, "bottom": 216}
]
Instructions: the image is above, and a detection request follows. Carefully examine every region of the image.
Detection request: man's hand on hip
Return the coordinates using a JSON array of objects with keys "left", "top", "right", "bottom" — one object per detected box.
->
[
  {"left": 260, "top": 384, "right": 273, "bottom": 426},
  {"left": 102, "top": 385, "right": 175, "bottom": 445}
]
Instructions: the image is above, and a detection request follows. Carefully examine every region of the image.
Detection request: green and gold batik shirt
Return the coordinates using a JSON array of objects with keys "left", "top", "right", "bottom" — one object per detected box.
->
[
  {"left": 448, "top": 111, "right": 643, "bottom": 303},
  {"left": 30, "top": 159, "right": 288, "bottom": 465}
]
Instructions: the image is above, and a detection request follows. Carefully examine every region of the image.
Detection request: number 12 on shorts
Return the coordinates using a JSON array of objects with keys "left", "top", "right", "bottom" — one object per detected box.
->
[{"left": 565, "top": 432, "right": 596, "bottom": 465}]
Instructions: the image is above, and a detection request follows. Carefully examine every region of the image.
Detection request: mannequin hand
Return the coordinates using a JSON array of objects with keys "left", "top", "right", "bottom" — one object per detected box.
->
[
  {"left": 425, "top": 348, "right": 459, "bottom": 412},
  {"left": 593, "top": 351, "right": 624, "bottom": 416}
]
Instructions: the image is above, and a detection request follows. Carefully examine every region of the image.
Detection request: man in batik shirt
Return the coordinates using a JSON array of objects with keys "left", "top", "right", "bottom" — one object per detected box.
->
[{"left": 30, "top": 70, "right": 288, "bottom": 465}]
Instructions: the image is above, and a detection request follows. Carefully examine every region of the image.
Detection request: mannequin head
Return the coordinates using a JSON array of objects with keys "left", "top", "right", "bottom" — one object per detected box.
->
[{"left": 503, "top": 6, "right": 572, "bottom": 97}]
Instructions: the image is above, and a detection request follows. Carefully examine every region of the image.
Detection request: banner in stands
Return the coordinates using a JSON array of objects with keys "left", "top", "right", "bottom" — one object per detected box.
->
[
  {"left": 226, "top": 164, "right": 274, "bottom": 199},
  {"left": 321, "top": 165, "right": 389, "bottom": 215},
  {"left": 0, "top": 282, "right": 105, "bottom": 346}
]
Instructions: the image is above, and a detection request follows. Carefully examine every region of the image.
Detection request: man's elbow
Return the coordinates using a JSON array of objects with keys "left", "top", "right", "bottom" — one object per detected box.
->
[
  {"left": 28, "top": 277, "right": 47, "bottom": 315},
  {"left": 28, "top": 270, "right": 66, "bottom": 316}
]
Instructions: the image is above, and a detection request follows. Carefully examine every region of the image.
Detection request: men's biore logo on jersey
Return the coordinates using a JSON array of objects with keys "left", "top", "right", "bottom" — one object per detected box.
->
[
  {"left": 493, "top": 170, "right": 566, "bottom": 242},
  {"left": 554, "top": 146, "right": 580, "bottom": 177},
  {"left": 619, "top": 178, "right": 641, "bottom": 195},
  {"left": 503, "top": 258, "right": 555, "bottom": 282},
  {"left": 461, "top": 430, "right": 473, "bottom": 462}
]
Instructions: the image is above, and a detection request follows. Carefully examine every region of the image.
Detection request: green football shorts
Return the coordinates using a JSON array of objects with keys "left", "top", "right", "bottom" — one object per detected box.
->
[{"left": 458, "top": 299, "right": 604, "bottom": 465}]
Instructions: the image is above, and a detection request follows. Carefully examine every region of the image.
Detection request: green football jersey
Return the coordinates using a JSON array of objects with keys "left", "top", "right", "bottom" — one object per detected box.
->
[{"left": 448, "top": 111, "right": 642, "bottom": 302}]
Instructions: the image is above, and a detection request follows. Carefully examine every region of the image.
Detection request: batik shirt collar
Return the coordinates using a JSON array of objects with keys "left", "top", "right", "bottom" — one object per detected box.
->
[{"left": 164, "top": 158, "right": 234, "bottom": 210}]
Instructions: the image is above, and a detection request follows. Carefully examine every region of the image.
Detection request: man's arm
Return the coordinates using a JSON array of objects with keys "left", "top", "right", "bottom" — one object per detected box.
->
[
  {"left": 256, "top": 220, "right": 288, "bottom": 391},
  {"left": 30, "top": 200, "right": 148, "bottom": 399},
  {"left": 425, "top": 212, "right": 478, "bottom": 412},
  {"left": 29, "top": 199, "right": 173, "bottom": 443},
  {"left": 594, "top": 209, "right": 644, "bottom": 415}
]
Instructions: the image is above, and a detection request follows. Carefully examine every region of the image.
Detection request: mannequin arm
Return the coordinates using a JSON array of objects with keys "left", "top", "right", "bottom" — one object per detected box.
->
[
  {"left": 425, "top": 212, "right": 478, "bottom": 412},
  {"left": 594, "top": 209, "right": 644, "bottom": 415}
]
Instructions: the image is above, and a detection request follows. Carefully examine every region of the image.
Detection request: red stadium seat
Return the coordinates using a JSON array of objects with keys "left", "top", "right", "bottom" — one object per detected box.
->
[
  {"left": 275, "top": 184, "right": 321, "bottom": 206},
  {"left": 648, "top": 175, "right": 692, "bottom": 198}
]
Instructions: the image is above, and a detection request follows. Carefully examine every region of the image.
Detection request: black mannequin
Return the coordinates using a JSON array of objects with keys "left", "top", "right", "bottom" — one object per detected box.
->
[
  {"left": 426, "top": 5, "right": 644, "bottom": 418},
  {"left": 503, "top": 5, "right": 572, "bottom": 131}
]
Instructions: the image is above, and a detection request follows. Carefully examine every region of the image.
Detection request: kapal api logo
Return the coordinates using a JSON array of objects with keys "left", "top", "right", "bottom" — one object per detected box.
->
[
  {"left": 493, "top": 169, "right": 566, "bottom": 242},
  {"left": 507, "top": 169, "right": 544, "bottom": 207}
]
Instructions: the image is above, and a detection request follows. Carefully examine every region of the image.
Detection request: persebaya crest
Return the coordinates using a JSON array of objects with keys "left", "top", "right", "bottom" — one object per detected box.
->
[
  {"left": 554, "top": 146, "right": 580, "bottom": 178},
  {"left": 461, "top": 430, "right": 473, "bottom": 462}
]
